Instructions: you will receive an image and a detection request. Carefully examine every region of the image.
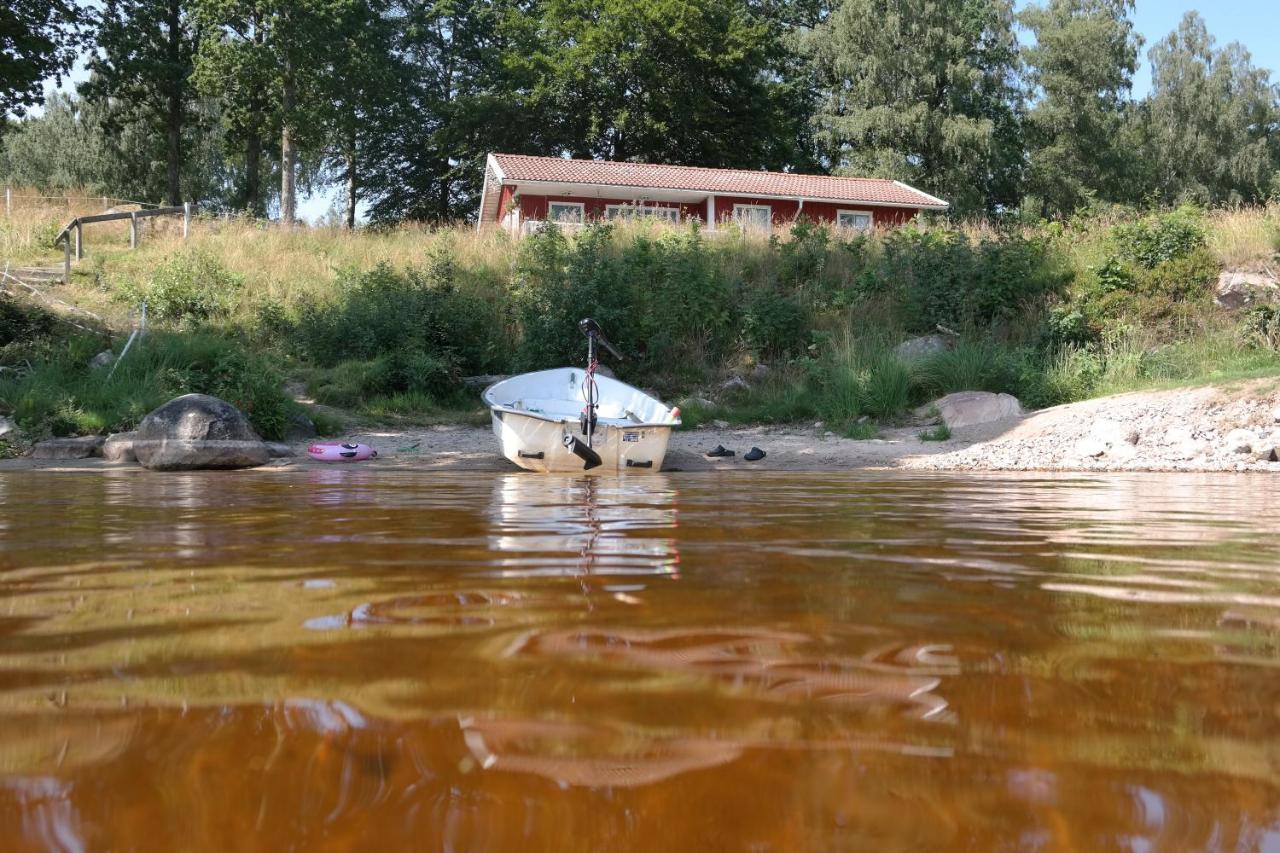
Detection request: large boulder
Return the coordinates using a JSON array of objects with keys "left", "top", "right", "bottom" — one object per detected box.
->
[
  {"left": 1215, "top": 271, "right": 1278, "bottom": 309},
  {"left": 31, "top": 436, "right": 104, "bottom": 459},
  {"left": 134, "top": 394, "right": 270, "bottom": 471},
  {"left": 0, "top": 416, "right": 15, "bottom": 438},
  {"left": 916, "top": 391, "right": 1023, "bottom": 430},
  {"left": 893, "top": 334, "right": 955, "bottom": 364}
]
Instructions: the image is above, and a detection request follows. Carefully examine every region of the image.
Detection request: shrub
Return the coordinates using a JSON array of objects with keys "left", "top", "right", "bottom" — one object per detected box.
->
[
  {"left": 119, "top": 250, "right": 244, "bottom": 326},
  {"left": 0, "top": 330, "right": 292, "bottom": 439},
  {"left": 741, "top": 287, "right": 808, "bottom": 359},
  {"left": 1113, "top": 206, "right": 1206, "bottom": 269},
  {"left": 858, "top": 354, "right": 913, "bottom": 419}
]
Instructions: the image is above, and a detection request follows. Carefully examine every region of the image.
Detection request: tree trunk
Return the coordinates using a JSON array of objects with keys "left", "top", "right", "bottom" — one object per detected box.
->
[
  {"left": 164, "top": 0, "right": 183, "bottom": 205},
  {"left": 344, "top": 129, "right": 357, "bottom": 229},
  {"left": 244, "top": 132, "right": 261, "bottom": 215},
  {"left": 280, "top": 59, "right": 297, "bottom": 226}
]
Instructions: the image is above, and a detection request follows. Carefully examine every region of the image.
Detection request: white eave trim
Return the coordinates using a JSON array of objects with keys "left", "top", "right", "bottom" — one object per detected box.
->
[
  {"left": 487, "top": 152, "right": 507, "bottom": 182},
  {"left": 499, "top": 177, "right": 949, "bottom": 211},
  {"left": 893, "top": 180, "right": 949, "bottom": 209}
]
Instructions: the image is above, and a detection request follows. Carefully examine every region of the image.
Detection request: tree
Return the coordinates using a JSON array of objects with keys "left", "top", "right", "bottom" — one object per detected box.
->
[
  {"left": 82, "top": 0, "right": 201, "bottom": 204},
  {"left": 808, "top": 0, "right": 1024, "bottom": 214},
  {"left": 0, "top": 0, "right": 88, "bottom": 120},
  {"left": 361, "top": 0, "right": 549, "bottom": 223},
  {"left": 1019, "top": 0, "right": 1142, "bottom": 216},
  {"left": 530, "top": 0, "right": 814, "bottom": 170},
  {"left": 1141, "top": 12, "right": 1280, "bottom": 206},
  {"left": 193, "top": 0, "right": 358, "bottom": 223}
]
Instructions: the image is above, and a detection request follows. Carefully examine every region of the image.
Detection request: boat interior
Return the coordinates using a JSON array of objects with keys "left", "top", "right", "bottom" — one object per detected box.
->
[{"left": 483, "top": 368, "right": 678, "bottom": 427}]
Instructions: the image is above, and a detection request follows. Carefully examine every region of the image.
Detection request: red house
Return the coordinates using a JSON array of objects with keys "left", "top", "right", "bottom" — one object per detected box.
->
[{"left": 477, "top": 153, "right": 948, "bottom": 235}]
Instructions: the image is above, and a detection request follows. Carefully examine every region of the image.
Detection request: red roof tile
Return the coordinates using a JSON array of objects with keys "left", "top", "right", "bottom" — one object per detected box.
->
[{"left": 489, "top": 153, "right": 947, "bottom": 209}]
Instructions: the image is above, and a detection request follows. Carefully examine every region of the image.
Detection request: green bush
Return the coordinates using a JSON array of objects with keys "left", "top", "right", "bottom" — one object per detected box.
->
[
  {"left": 742, "top": 287, "right": 808, "bottom": 359},
  {"left": 1113, "top": 206, "right": 1206, "bottom": 268},
  {"left": 118, "top": 250, "right": 244, "bottom": 326},
  {"left": 295, "top": 258, "right": 506, "bottom": 377},
  {"left": 0, "top": 331, "right": 293, "bottom": 439}
]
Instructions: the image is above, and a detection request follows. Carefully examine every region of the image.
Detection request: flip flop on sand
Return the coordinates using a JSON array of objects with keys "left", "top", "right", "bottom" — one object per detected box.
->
[
  {"left": 705, "top": 445, "right": 735, "bottom": 458},
  {"left": 743, "top": 447, "right": 766, "bottom": 461}
]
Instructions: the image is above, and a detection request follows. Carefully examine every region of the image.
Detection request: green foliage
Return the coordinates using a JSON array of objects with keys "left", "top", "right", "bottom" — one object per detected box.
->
[
  {"left": 0, "top": 330, "right": 293, "bottom": 439},
  {"left": 295, "top": 257, "right": 505, "bottom": 376},
  {"left": 118, "top": 250, "right": 244, "bottom": 326},
  {"left": 1113, "top": 207, "right": 1207, "bottom": 268},
  {"left": 878, "top": 227, "right": 1068, "bottom": 330},
  {"left": 809, "top": 0, "right": 1024, "bottom": 213},
  {"left": 0, "top": 0, "right": 88, "bottom": 119},
  {"left": 742, "top": 288, "right": 808, "bottom": 359},
  {"left": 919, "top": 423, "right": 952, "bottom": 441}
]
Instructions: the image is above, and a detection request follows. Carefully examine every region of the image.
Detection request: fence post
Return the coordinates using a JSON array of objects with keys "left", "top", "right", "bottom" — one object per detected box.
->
[
  {"left": 74, "top": 222, "right": 83, "bottom": 260},
  {"left": 183, "top": 202, "right": 192, "bottom": 239},
  {"left": 129, "top": 212, "right": 139, "bottom": 249},
  {"left": 63, "top": 238, "right": 71, "bottom": 285}
]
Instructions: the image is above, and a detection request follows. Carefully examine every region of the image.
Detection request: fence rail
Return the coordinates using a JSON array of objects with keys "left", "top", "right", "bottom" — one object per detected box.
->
[{"left": 55, "top": 203, "right": 196, "bottom": 284}]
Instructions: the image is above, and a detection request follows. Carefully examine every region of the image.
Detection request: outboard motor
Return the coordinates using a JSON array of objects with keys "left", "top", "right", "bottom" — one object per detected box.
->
[{"left": 577, "top": 318, "right": 623, "bottom": 455}]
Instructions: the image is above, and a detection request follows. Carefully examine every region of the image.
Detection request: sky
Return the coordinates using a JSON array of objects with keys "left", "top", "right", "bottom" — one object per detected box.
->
[{"left": 35, "top": 0, "right": 1280, "bottom": 222}]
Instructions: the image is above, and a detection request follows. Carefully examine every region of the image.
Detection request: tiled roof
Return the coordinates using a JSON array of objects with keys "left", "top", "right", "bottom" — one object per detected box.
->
[{"left": 489, "top": 153, "right": 947, "bottom": 208}]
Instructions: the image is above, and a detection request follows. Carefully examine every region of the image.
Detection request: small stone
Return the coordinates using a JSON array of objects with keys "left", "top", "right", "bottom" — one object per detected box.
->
[
  {"left": 89, "top": 350, "right": 116, "bottom": 370},
  {"left": 101, "top": 432, "right": 138, "bottom": 464},
  {"left": 720, "top": 376, "right": 750, "bottom": 393},
  {"left": 750, "top": 363, "right": 771, "bottom": 380},
  {"left": 812, "top": 421, "right": 824, "bottom": 429},
  {"left": 32, "top": 436, "right": 105, "bottom": 460},
  {"left": 266, "top": 442, "right": 295, "bottom": 458},
  {"left": 1224, "top": 428, "right": 1256, "bottom": 455},
  {"left": 1074, "top": 438, "right": 1107, "bottom": 458},
  {"left": 1272, "top": 405, "right": 1280, "bottom": 424},
  {"left": 285, "top": 410, "right": 317, "bottom": 440},
  {"left": 712, "top": 419, "right": 729, "bottom": 430}
]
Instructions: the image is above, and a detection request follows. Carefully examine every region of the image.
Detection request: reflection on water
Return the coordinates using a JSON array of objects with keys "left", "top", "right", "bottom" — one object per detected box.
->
[{"left": 0, "top": 470, "right": 1279, "bottom": 849}]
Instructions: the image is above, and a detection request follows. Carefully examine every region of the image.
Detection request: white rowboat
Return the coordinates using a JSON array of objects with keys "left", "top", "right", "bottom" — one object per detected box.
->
[{"left": 482, "top": 368, "right": 681, "bottom": 473}]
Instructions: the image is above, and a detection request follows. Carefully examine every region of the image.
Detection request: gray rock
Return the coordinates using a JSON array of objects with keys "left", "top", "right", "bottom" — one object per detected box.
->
[
  {"left": 1074, "top": 438, "right": 1108, "bottom": 458},
  {"left": 1224, "top": 428, "right": 1256, "bottom": 455},
  {"left": 893, "top": 334, "right": 955, "bottom": 364},
  {"left": 1215, "top": 271, "right": 1278, "bottom": 309},
  {"left": 89, "top": 350, "right": 116, "bottom": 370},
  {"left": 1089, "top": 419, "right": 1139, "bottom": 447},
  {"left": 0, "top": 416, "right": 15, "bottom": 438},
  {"left": 266, "top": 442, "right": 295, "bottom": 458},
  {"left": 101, "top": 432, "right": 138, "bottom": 464},
  {"left": 285, "top": 410, "right": 316, "bottom": 439},
  {"left": 134, "top": 394, "right": 269, "bottom": 471},
  {"left": 720, "top": 376, "right": 750, "bottom": 393},
  {"left": 712, "top": 419, "right": 730, "bottom": 430},
  {"left": 750, "top": 363, "right": 771, "bottom": 380},
  {"left": 32, "top": 436, "right": 105, "bottom": 460},
  {"left": 915, "top": 391, "right": 1023, "bottom": 430}
]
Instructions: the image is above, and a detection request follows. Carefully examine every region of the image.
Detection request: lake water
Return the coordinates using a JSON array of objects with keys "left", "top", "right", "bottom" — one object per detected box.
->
[{"left": 0, "top": 470, "right": 1278, "bottom": 850}]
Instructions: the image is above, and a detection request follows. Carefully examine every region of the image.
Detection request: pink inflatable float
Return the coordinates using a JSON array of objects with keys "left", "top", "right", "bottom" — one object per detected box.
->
[{"left": 307, "top": 442, "right": 378, "bottom": 462}]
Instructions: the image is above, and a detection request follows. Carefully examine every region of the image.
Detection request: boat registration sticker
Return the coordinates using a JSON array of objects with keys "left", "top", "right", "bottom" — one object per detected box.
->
[{"left": 623, "top": 431, "right": 642, "bottom": 443}]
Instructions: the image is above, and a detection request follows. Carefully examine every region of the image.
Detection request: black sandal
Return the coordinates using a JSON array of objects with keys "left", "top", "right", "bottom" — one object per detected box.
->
[
  {"left": 743, "top": 447, "right": 766, "bottom": 461},
  {"left": 705, "top": 445, "right": 735, "bottom": 458}
]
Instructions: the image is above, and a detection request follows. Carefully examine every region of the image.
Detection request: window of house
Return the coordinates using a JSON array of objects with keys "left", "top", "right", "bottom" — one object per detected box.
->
[
  {"left": 733, "top": 204, "right": 772, "bottom": 230},
  {"left": 837, "top": 210, "right": 873, "bottom": 232},
  {"left": 605, "top": 204, "right": 679, "bottom": 223},
  {"left": 547, "top": 202, "right": 585, "bottom": 224}
]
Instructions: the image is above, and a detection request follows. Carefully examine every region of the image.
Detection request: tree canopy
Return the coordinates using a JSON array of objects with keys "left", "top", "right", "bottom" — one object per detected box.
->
[{"left": 2, "top": 0, "right": 1279, "bottom": 222}]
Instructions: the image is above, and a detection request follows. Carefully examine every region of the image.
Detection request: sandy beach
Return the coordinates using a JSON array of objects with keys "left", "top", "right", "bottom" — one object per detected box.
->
[{"left": 6, "top": 378, "right": 1280, "bottom": 474}]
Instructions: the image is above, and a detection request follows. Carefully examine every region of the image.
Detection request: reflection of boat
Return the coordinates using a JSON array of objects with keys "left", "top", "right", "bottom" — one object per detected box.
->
[
  {"left": 482, "top": 319, "right": 680, "bottom": 473},
  {"left": 487, "top": 474, "right": 681, "bottom": 580}
]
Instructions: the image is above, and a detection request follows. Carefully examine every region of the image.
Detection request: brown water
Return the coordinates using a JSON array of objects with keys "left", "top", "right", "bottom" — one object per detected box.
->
[{"left": 0, "top": 470, "right": 1278, "bottom": 851}]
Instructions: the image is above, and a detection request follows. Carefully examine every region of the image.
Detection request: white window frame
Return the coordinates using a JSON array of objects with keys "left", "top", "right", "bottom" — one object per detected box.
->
[
  {"left": 837, "top": 209, "right": 874, "bottom": 232},
  {"left": 547, "top": 201, "right": 585, "bottom": 224},
  {"left": 605, "top": 204, "right": 680, "bottom": 223},
  {"left": 733, "top": 204, "right": 772, "bottom": 230}
]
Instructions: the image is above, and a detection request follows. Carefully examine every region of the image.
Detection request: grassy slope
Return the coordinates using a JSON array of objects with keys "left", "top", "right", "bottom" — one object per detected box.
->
[{"left": 3, "top": 194, "right": 1280, "bottom": 443}]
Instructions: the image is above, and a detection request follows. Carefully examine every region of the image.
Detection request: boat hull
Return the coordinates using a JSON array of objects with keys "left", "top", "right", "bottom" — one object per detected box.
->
[{"left": 492, "top": 410, "right": 673, "bottom": 473}]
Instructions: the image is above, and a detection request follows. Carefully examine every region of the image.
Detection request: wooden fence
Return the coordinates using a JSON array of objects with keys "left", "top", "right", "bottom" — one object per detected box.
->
[{"left": 54, "top": 203, "right": 196, "bottom": 285}]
